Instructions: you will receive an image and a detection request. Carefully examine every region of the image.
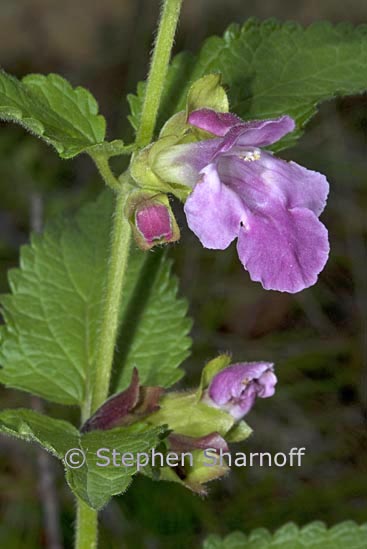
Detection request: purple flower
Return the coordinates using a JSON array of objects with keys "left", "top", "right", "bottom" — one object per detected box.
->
[
  {"left": 155, "top": 109, "right": 330, "bottom": 293},
  {"left": 204, "top": 362, "right": 277, "bottom": 420}
]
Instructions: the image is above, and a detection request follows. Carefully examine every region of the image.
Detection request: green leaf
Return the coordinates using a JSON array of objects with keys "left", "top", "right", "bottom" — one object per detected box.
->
[
  {"left": 0, "top": 408, "right": 79, "bottom": 458},
  {"left": 203, "top": 521, "right": 367, "bottom": 549},
  {"left": 129, "top": 20, "right": 367, "bottom": 149},
  {"left": 0, "top": 192, "right": 114, "bottom": 406},
  {"left": 0, "top": 71, "right": 121, "bottom": 158},
  {"left": 0, "top": 190, "right": 191, "bottom": 406},
  {"left": 113, "top": 247, "right": 192, "bottom": 392},
  {"left": 67, "top": 423, "right": 165, "bottom": 510},
  {"left": 0, "top": 408, "right": 165, "bottom": 510}
]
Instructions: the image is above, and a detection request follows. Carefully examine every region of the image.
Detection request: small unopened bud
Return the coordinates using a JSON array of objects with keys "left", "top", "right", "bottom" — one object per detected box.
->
[
  {"left": 80, "top": 368, "right": 163, "bottom": 433},
  {"left": 127, "top": 191, "right": 180, "bottom": 251},
  {"left": 168, "top": 432, "right": 228, "bottom": 454},
  {"left": 136, "top": 203, "right": 172, "bottom": 244},
  {"left": 203, "top": 362, "right": 277, "bottom": 420}
]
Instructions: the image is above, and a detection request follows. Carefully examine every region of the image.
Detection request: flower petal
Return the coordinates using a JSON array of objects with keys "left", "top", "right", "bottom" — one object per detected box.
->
[
  {"left": 209, "top": 362, "right": 274, "bottom": 405},
  {"left": 217, "top": 153, "right": 329, "bottom": 216},
  {"left": 256, "top": 370, "right": 277, "bottom": 398},
  {"left": 189, "top": 109, "right": 295, "bottom": 148},
  {"left": 223, "top": 115, "right": 295, "bottom": 149},
  {"left": 184, "top": 164, "right": 244, "bottom": 249},
  {"left": 207, "top": 362, "right": 276, "bottom": 419},
  {"left": 136, "top": 203, "right": 173, "bottom": 244},
  {"left": 237, "top": 205, "right": 330, "bottom": 293},
  {"left": 188, "top": 108, "right": 243, "bottom": 136},
  {"left": 254, "top": 152, "right": 329, "bottom": 216}
]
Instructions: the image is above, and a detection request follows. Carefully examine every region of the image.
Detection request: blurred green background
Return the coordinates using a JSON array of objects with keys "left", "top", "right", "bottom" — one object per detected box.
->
[{"left": 1, "top": 1, "right": 367, "bottom": 548}]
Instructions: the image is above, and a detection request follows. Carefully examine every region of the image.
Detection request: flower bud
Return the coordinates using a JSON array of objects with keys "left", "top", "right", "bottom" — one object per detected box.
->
[
  {"left": 136, "top": 203, "right": 171, "bottom": 243},
  {"left": 80, "top": 368, "right": 163, "bottom": 433},
  {"left": 203, "top": 362, "right": 277, "bottom": 420},
  {"left": 127, "top": 191, "right": 180, "bottom": 251},
  {"left": 160, "top": 433, "right": 230, "bottom": 494}
]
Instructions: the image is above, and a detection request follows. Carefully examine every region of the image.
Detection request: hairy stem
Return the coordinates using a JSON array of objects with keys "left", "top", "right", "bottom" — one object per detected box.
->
[
  {"left": 91, "top": 155, "right": 121, "bottom": 192},
  {"left": 75, "top": 1, "right": 183, "bottom": 547},
  {"left": 91, "top": 189, "right": 131, "bottom": 416},
  {"left": 76, "top": 189, "right": 131, "bottom": 549},
  {"left": 75, "top": 501, "right": 98, "bottom": 549},
  {"left": 135, "top": 0, "right": 183, "bottom": 147}
]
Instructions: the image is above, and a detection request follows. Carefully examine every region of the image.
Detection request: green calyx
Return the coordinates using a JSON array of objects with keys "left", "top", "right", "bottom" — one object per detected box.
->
[
  {"left": 130, "top": 74, "right": 229, "bottom": 200},
  {"left": 130, "top": 136, "right": 191, "bottom": 201},
  {"left": 187, "top": 73, "right": 229, "bottom": 115},
  {"left": 159, "top": 447, "right": 230, "bottom": 494},
  {"left": 149, "top": 391, "right": 235, "bottom": 438},
  {"left": 146, "top": 392, "right": 235, "bottom": 492},
  {"left": 196, "top": 353, "right": 232, "bottom": 399},
  {"left": 159, "top": 73, "right": 229, "bottom": 138},
  {"left": 143, "top": 353, "right": 252, "bottom": 493},
  {"left": 147, "top": 354, "right": 252, "bottom": 443}
]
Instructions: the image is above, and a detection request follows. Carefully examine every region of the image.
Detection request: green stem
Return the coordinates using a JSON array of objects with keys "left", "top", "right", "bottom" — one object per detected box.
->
[
  {"left": 91, "top": 155, "right": 121, "bottom": 192},
  {"left": 135, "top": 0, "right": 183, "bottom": 147},
  {"left": 75, "top": 1, "right": 183, "bottom": 547},
  {"left": 76, "top": 189, "right": 131, "bottom": 549},
  {"left": 91, "top": 189, "right": 131, "bottom": 414},
  {"left": 75, "top": 501, "right": 98, "bottom": 549}
]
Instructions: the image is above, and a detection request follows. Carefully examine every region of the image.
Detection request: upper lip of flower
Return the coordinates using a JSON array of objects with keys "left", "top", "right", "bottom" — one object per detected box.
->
[{"left": 188, "top": 108, "right": 296, "bottom": 151}]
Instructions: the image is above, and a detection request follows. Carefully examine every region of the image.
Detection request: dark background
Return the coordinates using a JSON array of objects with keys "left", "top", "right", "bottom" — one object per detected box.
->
[{"left": 1, "top": 1, "right": 367, "bottom": 547}]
